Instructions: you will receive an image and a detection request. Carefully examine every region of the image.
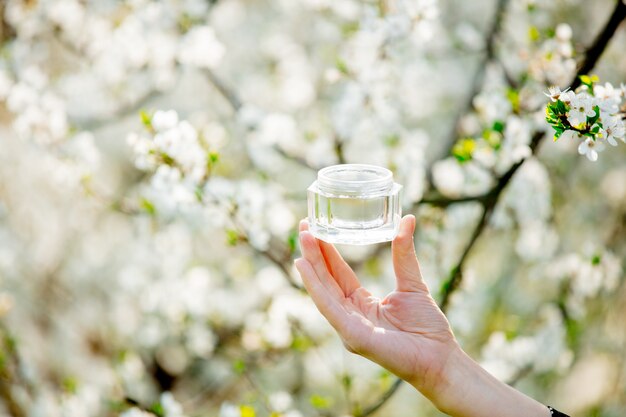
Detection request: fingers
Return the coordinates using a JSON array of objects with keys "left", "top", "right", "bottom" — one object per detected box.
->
[
  {"left": 294, "top": 258, "right": 348, "bottom": 333},
  {"left": 318, "top": 242, "right": 361, "bottom": 296},
  {"left": 299, "top": 219, "right": 361, "bottom": 297},
  {"left": 392, "top": 215, "right": 427, "bottom": 293},
  {"left": 299, "top": 231, "right": 345, "bottom": 299}
]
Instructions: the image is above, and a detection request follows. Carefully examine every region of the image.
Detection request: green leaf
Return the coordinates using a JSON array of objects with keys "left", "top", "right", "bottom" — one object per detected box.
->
[
  {"left": 287, "top": 230, "right": 298, "bottom": 253},
  {"left": 553, "top": 130, "right": 564, "bottom": 142},
  {"left": 579, "top": 75, "right": 600, "bottom": 94},
  {"left": 62, "top": 376, "right": 78, "bottom": 394},
  {"left": 194, "top": 187, "right": 203, "bottom": 202},
  {"left": 528, "top": 26, "right": 540, "bottom": 42},
  {"left": 140, "top": 110, "right": 152, "bottom": 128},
  {"left": 336, "top": 58, "right": 349, "bottom": 75},
  {"left": 233, "top": 358, "right": 246, "bottom": 374},
  {"left": 378, "top": 369, "right": 393, "bottom": 390},
  {"left": 556, "top": 99, "right": 568, "bottom": 114},
  {"left": 492, "top": 120, "right": 505, "bottom": 133},
  {"left": 341, "top": 21, "right": 359, "bottom": 36},
  {"left": 341, "top": 374, "right": 353, "bottom": 389},
  {"left": 291, "top": 334, "right": 313, "bottom": 352},
  {"left": 586, "top": 105, "right": 600, "bottom": 126},
  {"left": 579, "top": 74, "right": 598, "bottom": 86},
  {"left": 140, "top": 198, "right": 156, "bottom": 216},
  {"left": 150, "top": 402, "right": 165, "bottom": 417},
  {"left": 209, "top": 151, "right": 220, "bottom": 164},
  {"left": 452, "top": 138, "right": 475, "bottom": 163},
  {"left": 483, "top": 130, "right": 502, "bottom": 149},
  {"left": 506, "top": 88, "right": 520, "bottom": 113},
  {"left": 160, "top": 152, "right": 175, "bottom": 166},
  {"left": 384, "top": 133, "right": 401, "bottom": 147},
  {"left": 591, "top": 254, "right": 601, "bottom": 265},
  {"left": 226, "top": 229, "right": 241, "bottom": 246},
  {"left": 309, "top": 394, "right": 333, "bottom": 409}
]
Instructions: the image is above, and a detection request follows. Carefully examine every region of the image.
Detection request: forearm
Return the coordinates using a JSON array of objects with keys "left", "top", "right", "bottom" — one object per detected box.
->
[{"left": 413, "top": 347, "right": 551, "bottom": 417}]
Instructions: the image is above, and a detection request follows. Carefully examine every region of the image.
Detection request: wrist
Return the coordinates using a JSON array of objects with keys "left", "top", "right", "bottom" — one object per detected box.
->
[
  {"left": 404, "top": 340, "right": 462, "bottom": 408},
  {"left": 414, "top": 345, "right": 550, "bottom": 417},
  {"left": 422, "top": 343, "right": 472, "bottom": 413}
]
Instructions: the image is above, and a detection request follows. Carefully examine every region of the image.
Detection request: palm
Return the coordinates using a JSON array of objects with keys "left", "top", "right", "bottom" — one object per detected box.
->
[
  {"left": 340, "top": 282, "right": 454, "bottom": 383},
  {"left": 296, "top": 216, "right": 457, "bottom": 391}
]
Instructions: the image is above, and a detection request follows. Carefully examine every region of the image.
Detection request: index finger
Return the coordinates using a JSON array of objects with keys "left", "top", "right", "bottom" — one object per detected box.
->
[{"left": 299, "top": 219, "right": 361, "bottom": 297}]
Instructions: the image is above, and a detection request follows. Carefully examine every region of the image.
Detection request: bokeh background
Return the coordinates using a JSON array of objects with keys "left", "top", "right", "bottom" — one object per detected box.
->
[{"left": 0, "top": 0, "right": 625, "bottom": 416}]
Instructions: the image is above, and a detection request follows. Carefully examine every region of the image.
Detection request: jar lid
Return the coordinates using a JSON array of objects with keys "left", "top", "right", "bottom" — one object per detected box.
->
[{"left": 317, "top": 164, "right": 393, "bottom": 195}]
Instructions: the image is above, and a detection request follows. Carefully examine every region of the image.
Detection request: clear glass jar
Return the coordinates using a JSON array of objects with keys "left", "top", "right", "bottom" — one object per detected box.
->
[{"left": 307, "top": 164, "right": 402, "bottom": 245}]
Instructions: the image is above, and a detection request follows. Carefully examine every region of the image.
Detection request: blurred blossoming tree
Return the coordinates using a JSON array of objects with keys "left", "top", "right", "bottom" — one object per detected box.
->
[{"left": 0, "top": 0, "right": 625, "bottom": 416}]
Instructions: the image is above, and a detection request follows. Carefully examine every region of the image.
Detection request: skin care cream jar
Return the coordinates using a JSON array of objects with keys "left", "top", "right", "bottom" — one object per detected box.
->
[{"left": 307, "top": 164, "right": 402, "bottom": 245}]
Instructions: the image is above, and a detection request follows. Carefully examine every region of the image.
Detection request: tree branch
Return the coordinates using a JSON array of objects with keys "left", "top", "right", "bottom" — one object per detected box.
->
[
  {"left": 439, "top": 0, "right": 626, "bottom": 311},
  {"left": 0, "top": 2, "right": 16, "bottom": 45},
  {"left": 570, "top": 0, "right": 626, "bottom": 91},
  {"left": 358, "top": 2, "right": 626, "bottom": 413},
  {"left": 0, "top": 326, "right": 27, "bottom": 417}
]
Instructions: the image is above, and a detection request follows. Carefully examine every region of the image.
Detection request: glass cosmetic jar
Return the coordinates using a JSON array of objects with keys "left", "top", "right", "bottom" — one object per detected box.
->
[{"left": 307, "top": 164, "right": 402, "bottom": 245}]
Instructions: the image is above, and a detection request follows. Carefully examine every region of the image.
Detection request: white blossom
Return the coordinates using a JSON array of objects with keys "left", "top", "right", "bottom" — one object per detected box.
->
[
  {"left": 433, "top": 158, "right": 465, "bottom": 198},
  {"left": 577, "top": 138, "right": 603, "bottom": 161},
  {"left": 567, "top": 93, "right": 596, "bottom": 126},
  {"left": 178, "top": 26, "right": 225, "bottom": 69}
]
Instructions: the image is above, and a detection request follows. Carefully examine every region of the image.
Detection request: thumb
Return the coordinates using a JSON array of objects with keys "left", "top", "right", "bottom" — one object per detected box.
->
[{"left": 392, "top": 215, "right": 427, "bottom": 293}]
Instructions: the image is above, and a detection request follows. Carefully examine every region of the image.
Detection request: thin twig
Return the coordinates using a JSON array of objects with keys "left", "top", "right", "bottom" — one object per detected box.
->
[
  {"left": 334, "top": 135, "right": 347, "bottom": 164},
  {"left": 75, "top": 89, "right": 164, "bottom": 131},
  {"left": 355, "top": 378, "right": 402, "bottom": 417},
  {"left": 203, "top": 68, "right": 242, "bottom": 111},
  {"left": 418, "top": 192, "right": 488, "bottom": 207},
  {"left": 273, "top": 146, "right": 319, "bottom": 171},
  {"left": 438, "top": 0, "right": 511, "bottom": 161},
  {"left": 254, "top": 243, "right": 304, "bottom": 291}
]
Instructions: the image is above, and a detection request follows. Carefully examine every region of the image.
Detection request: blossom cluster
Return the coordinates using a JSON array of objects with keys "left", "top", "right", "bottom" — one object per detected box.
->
[
  {"left": 528, "top": 23, "right": 577, "bottom": 87},
  {"left": 127, "top": 110, "right": 220, "bottom": 210},
  {"left": 545, "top": 78, "right": 626, "bottom": 161}
]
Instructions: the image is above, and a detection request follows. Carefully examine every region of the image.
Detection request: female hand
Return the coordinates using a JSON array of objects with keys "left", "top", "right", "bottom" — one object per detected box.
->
[
  {"left": 295, "top": 215, "right": 551, "bottom": 417},
  {"left": 295, "top": 215, "right": 458, "bottom": 399}
]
